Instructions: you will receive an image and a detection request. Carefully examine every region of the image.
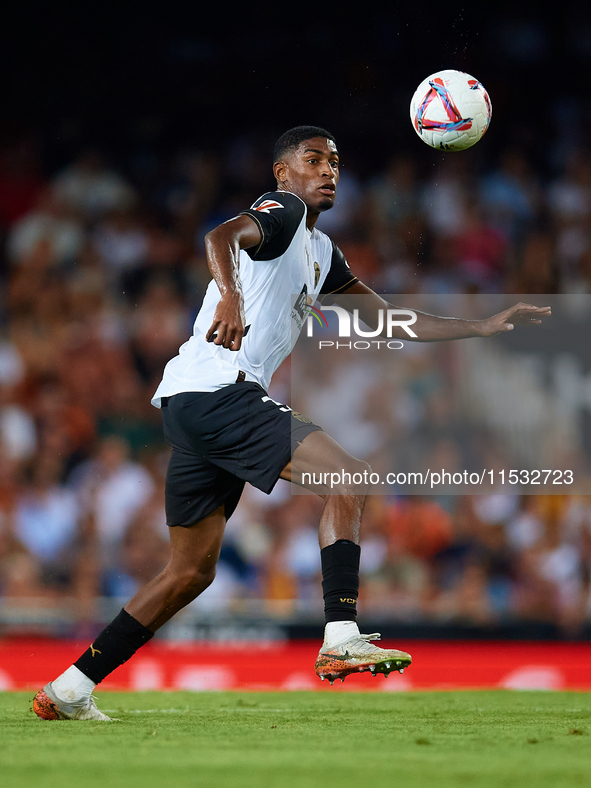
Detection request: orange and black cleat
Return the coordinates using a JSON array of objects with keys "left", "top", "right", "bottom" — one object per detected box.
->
[
  {"left": 32, "top": 683, "right": 114, "bottom": 721},
  {"left": 315, "top": 633, "right": 411, "bottom": 685}
]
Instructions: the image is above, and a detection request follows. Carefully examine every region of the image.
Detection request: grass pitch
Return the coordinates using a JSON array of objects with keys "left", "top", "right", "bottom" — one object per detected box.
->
[{"left": 1, "top": 690, "right": 591, "bottom": 788}]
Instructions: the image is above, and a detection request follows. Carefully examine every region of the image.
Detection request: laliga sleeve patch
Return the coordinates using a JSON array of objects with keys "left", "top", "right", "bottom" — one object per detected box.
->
[
  {"left": 255, "top": 199, "right": 284, "bottom": 213},
  {"left": 240, "top": 192, "right": 306, "bottom": 260}
]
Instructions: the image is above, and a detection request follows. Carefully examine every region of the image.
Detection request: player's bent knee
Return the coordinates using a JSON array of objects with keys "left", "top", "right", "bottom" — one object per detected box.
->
[
  {"left": 338, "top": 457, "right": 372, "bottom": 496},
  {"left": 172, "top": 565, "right": 217, "bottom": 602},
  {"left": 301, "top": 455, "right": 373, "bottom": 497},
  {"left": 349, "top": 457, "right": 372, "bottom": 476}
]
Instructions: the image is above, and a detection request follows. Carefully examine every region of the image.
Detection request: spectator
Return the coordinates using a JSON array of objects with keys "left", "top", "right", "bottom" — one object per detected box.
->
[
  {"left": 53, "top": 150, "right": 136, "bottom": 219},
  {"left": 92, "top": 209, "right": 148, "bottom": 275},
  {"left": 480, "top": 149, "right": 539, "bottom": 243},
  {"left": 385, "top": 496, "right": 453, "bottom": 562},
  {"left": 454, "top": 202, "right": 508, "bottom": 290},
  {"left": 0, "top": 138, "right": 46, "bottom": 229},
  {"left": 70, "top": 435, "right": 154, "bottom": 561},
  {"left": 7, "top": 188, "right": 84, "bottom": 267},
  {"left": 14, "top": 453, "right": 80, "bottom": 588}
]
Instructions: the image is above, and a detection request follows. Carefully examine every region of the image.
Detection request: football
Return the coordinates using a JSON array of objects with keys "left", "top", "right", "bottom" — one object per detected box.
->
[{"left": 410, "top": 69, "right": 492, "bottom": 151}]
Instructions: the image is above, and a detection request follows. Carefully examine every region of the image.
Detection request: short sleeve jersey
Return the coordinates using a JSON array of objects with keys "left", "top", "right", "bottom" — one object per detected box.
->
[{"left": 151, "top": 191, "right": 357, "bottom": 405}]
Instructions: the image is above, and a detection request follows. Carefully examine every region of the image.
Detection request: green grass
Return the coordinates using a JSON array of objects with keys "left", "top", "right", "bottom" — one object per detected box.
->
[{"left": 1, "top": 690, "right": 591, "bottom": 788}]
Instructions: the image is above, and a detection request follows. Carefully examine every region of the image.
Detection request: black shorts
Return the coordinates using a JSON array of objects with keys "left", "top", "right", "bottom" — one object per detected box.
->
[{"left": 161, "top": 382, "right": 322, "bottom": 526}]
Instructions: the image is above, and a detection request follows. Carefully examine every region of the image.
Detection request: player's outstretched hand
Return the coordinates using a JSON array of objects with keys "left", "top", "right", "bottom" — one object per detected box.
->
[
  {"left": 206, "top": 292, "right": 246, "bottom": 350},
  {"left": 479, "top": 302, "right": 551, "bottom": 337}
]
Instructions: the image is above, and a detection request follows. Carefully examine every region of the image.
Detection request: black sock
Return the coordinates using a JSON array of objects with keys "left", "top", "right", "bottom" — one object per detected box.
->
[
  {"left": 74, "top": 608, "right": 154, "bottom": 685},
  {"left": 321, "top": 539, "right": 361, "bottom": 623}
]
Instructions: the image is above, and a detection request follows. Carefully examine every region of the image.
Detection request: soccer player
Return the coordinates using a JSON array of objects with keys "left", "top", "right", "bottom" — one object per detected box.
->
[{"left": 33, "top": 126, "right": 550, "bottom": 720}]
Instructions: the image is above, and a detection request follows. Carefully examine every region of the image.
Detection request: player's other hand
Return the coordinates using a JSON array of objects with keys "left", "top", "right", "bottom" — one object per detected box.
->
[
  {"left": 206, "top": 292, "right": 246, "bottom": 350},
  {"left": 479, "top": 302, "right": 551, "bottom": 337}
]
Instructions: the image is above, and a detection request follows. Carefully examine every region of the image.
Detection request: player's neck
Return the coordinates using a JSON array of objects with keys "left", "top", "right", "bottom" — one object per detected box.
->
[
  {"left": 305, "top": 209, "right": 320, "bottom": 232},
  {"left": 276, "top": 185, "right": 320, "bottom": 231}
]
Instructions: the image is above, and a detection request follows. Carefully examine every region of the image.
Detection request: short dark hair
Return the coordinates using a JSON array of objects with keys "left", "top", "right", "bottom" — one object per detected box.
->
[{"left": 273, "top": 126, "right": 336, "bottom": 163}]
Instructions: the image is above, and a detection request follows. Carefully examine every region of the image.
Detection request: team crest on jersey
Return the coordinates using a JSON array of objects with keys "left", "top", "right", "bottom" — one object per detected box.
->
[
  {"left": 255, "top": 199, "right": 284, "bottom": 213},
  {"left": 314, "top": 262, "right": 320, "bottom": 288}
]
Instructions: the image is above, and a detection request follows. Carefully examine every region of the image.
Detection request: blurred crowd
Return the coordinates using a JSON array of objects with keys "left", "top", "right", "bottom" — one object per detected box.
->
[{"left": 0, "top": 131, "right": 591, "bottom": 634}]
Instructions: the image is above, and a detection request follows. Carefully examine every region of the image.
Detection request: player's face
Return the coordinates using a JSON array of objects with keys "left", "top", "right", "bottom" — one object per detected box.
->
[{"left": 277, "top": 137, "right": 340, "bottom": 213}]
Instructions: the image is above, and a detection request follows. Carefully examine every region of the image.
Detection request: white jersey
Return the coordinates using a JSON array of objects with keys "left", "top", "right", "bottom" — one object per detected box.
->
[{"left": 151, "top": 190, "right": 357, "bottom": 406}]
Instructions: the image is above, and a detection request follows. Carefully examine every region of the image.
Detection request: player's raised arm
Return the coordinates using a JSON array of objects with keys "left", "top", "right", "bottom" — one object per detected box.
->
[
  {"left": 203, "top": 215, "right": 261, "bottom": 350},
  {"left": 333, "top": 281, "right": 551, "bottom": 341}
]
